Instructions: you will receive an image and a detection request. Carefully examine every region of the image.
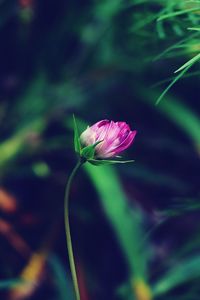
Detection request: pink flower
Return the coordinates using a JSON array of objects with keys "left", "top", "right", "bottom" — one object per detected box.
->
[{"left": 80, "top": 120, "right": 137, "bottom": 158}]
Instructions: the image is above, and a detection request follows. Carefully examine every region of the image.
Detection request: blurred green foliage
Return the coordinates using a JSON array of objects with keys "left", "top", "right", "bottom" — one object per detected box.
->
[{"left": 0, "top": 0, "right": 200, "bottom": 300}]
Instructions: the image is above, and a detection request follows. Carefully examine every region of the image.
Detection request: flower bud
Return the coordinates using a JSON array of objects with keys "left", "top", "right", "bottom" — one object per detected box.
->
[{"left": 80, "top": 120, "right": 136, "bottom": 158}]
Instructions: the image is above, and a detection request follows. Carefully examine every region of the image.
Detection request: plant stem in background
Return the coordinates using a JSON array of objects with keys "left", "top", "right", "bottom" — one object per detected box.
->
[{"left": 64, "top": 159, "right": 84, "bottom": 300}]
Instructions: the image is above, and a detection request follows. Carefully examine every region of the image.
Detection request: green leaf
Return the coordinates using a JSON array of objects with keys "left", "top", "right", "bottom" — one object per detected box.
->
[
  {"left": 156, "top": 64, "right": 191, "bottom": 105},
  {"left": 139, "top": 86, "right": 200, "bottom": 148},
  {"left": 0, "top": 279, "right": 24, "bottom": 290},
  {"left": 84, "top": 164, "right": 149, "bottom": 280},
  {"left": 48, "top": 255, "right": 74, "bottom": 300},
  {"left": 188, "top": 27, "right": 200, "bottom": 31},
  {"left": 88, "top": 159, "right": 134, "bottom": 166},
  {"left": 153, "top": 255, "right": 200, "bottom": 297},
  {"left": 157, "top": 7, "right": 200, "bottom": 21},
  {"left": 73, "top": 114, "right": 81, "bottom": 154},
  {"left": 174, "top": 53, "right": 200, "bottom": 73}
]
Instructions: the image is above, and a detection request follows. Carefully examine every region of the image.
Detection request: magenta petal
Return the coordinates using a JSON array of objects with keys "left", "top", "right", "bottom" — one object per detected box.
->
[
  {"left": 96, "top": 121, "right": 120, "bottom": 155},
  {"left": 96, "top": 122, "right": 111, "bottom": 141},
  {"left": 113, "top": 130, "right": 137, "bottom": 155},
  {"left": 117, "top": 122, "right": 130, "bottom": 132},
  {"left": 91, "top": 120, "right": 109, "bottom": 131}
]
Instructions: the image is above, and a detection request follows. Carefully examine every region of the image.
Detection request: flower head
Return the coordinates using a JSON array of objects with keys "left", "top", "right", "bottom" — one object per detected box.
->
[{"left": 80, "top": 120, "right": 137, "bottom": 159}]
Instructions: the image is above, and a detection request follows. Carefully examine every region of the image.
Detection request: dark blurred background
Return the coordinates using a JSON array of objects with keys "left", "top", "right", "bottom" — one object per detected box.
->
[{"left": 0, "top": 1, "right": 200, "bottom": 300}]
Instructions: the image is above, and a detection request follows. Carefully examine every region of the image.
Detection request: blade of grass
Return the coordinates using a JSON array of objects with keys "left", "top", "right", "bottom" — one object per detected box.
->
[
  {"left": 0, "top": 118, "right": 45, "bottom": 174},
  {"left": 0, "top": 279, "right": 23, "bottom": 290},
  {"left": 157, "top": 7, "right": 200, "bottom": 21},
  {"left": 153, "top": 256, "right": 200, "bottom": 297},
  {"left": 152, "top": 70, "right": 200, "bottom": 88},
  {"left": 188, "top": 27, "right": 200, "bottom": 31},
  {"left": 174, "top": 53, "right": 200, "bottom": 73},
  {"left": 48, "top": 255, "right": 74, "bottom": 300},
  {"left": 153, "top": 32, "right": 200, "bottom": 61},
  {"left": 158, "top": 97, "right": 200, "bottom": 146},
  {"left": 84, "top": 163, "right": 149, "bottom": 280},
  {"left": 156, "top": 64, "right": 191, "bottom": 105},
  {"left": 139, "top": 88, "right": 200, "bottom": 148}
]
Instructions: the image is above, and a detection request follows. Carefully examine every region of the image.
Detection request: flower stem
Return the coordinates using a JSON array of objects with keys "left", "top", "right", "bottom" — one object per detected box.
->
[{"left": 64, "top": 159, "right": 84, "bottom": 300}]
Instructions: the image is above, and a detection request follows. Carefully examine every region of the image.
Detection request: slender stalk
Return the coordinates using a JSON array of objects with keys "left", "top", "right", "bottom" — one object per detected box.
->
[{"left": 64, "top": 159, "right": 84, "bottom": 300}]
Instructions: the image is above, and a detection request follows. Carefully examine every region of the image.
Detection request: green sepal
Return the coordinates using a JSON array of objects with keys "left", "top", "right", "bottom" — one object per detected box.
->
[
  {"left": 73, "top": 115, "right": 81, "bottom": 154},
  {"left": 88, "top": 159, "right": 135, "bottom": 166},
  {"left": 81, "top": 145, "right": 95, "bottom": 160},
  {"left": 80, "top": 141, "right": 102, "bottom": 160}
]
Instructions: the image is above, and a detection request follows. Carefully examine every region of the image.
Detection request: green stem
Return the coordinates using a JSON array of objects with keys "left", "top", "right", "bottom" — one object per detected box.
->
[{"left": 64, "top": 159, "right": 84, "bottom": 300}]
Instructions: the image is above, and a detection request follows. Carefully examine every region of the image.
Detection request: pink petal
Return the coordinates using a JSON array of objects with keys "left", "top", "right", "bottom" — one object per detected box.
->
[
  {"left": 99, "top": 122, "right": 131, "bottom": 155},
  {"left": 80, "top": 127, "right": 97, "bottom": 145},
  {"left": 113, "top": 130, "right": 137, "bottom": 155},
  {"left": 96, "top": 121, "right": 120, "bottom": 155}
]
